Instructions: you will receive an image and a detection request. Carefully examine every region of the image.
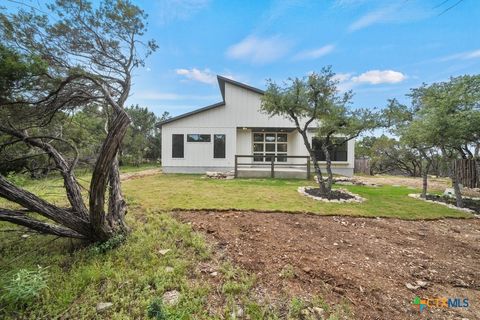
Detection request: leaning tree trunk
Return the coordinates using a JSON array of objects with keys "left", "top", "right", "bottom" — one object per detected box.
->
[
  {"left": 0, "top": 109, "right": 131, "bottom": 242},
  {"left": 89, "top": 110, "right": 131, "bottom": 241},
  {"left": 107, "top": 154, "right": 129, "bottom": 233}
]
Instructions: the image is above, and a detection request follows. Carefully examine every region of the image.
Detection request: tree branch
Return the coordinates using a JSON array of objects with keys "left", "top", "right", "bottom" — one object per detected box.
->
[{"left": 0, "top": 208, "right": 85, "bottom": 238}]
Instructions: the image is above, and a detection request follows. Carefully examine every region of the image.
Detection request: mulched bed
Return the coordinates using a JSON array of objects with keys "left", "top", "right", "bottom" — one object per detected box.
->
[
  {"left": 426, "top": 194, "right": 480, "bottom": 213},
  {"left": 305, "top": 188, "right": 355, "bottom": 200}
]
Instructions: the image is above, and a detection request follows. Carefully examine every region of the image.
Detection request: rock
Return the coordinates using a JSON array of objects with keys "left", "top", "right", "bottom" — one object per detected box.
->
[
  {"left": 332, "top": 287, "right": 346, "bottom": 294},
  {"left": 206, "top": 171, "right": 235, "bottom": 179},
  {"left": 158, "top": 249, "right": 171, "bottom": 255},
  {"left": 405, "top": 283, "right": 419, "bottom": 290},
  {"left": 443, "top": 187, "right": 462, "bottom": 197},
  {"left": 302, "top": 267, "right": 312, "bottom": 273},
  {"left": 162, "top": 290, "right": 180, "bottom": 306},
  {"left": 454, "top": 279, "right": 469, "bottom": 288},
  {"left": 165, "top": 266, "right": 174, "bottom": 273},
  {"left": 96, "top": 302, "right": 113, "bottom": 313},
  {"left": 416, "top": 280, "right": 427, "bottom": 288},
  {"left": 312, "top": 307, "right": 325, "bottom": 316},
  {"left": 236, "top": 306, "right": 244, "bottom": 318},
  {"left": 333, "top": 242, "right": 339, "bottom": 246},
  {"left": 300, "top": 308, "right": 311, "bottom": 317},
  {"left": 230, "top": 306, "right": 244, "bottom": 319}
]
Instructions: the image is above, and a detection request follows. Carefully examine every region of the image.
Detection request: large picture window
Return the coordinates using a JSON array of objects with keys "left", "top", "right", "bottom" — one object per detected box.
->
[
  {"left": 253, "top": 132, "right": 287, "bottom": 162},
  {"left": 214, "top": 134, "right": 226, "bottom": 158},
  {"left": 187, "top": 134, "right": 211, "bottom": 142},
  {"left": 312, "top": 138, "right": 348, "bottom": 161},
  {"left": 172, "top": 134, "right": 184, "bottom": 158}
]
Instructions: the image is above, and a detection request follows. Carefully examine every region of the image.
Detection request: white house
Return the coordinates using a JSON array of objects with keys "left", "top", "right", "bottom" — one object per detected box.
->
[{"left": 158, "top": 76, "right": 355, "bottom": 177}]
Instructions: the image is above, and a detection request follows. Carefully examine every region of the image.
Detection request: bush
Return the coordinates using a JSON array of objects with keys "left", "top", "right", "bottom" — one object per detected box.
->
[
  {"left": 1, "top": 266, "right": 49, "bottom": 308},
  {"left": 147, "top": 298, "right": 167, "bottom": 320},
  {"left": 89, "top": 233, "right": 127, "bottom": 255}
]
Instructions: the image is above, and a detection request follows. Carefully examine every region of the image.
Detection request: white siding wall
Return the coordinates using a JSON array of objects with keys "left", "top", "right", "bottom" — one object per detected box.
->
[
  {"left": 162, "top": 126, "right": 236, "bottom": 169},
  {"left": 161, "top": 81, "right": 355, "bottom": 174}
]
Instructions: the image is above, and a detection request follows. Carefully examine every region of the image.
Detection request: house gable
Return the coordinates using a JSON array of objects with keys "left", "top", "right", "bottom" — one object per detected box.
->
[{"left": 158, "top": 75, "right": 299, "bottom": 129}]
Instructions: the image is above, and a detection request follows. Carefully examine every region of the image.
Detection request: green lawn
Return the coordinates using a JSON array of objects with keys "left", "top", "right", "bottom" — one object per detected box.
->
[
  {"left": 0, "top": 171, "right": 473, "bottom": 319},
  {"left": 124, "top": 173, "right": 472, "bottom": 220}
]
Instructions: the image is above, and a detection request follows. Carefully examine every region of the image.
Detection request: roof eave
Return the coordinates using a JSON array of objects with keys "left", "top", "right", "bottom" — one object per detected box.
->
[{"left": 156, "top": 101, "right": 225, "bottom": 127}]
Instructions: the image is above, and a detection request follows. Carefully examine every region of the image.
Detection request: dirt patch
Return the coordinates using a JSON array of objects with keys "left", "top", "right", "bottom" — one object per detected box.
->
[
  {"left": 355, "top": 175, "right": 451, "bottom": 191},
  {"left": 175, "top": 211, "right": 480, "bottom": 319},
  {"left": 120, "top": 168, "right": 161, "bottom": 181}
]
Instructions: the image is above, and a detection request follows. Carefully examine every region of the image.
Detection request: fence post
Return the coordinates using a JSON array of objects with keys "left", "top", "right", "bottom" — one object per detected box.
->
[
  {"left": 306, "top": 157, "right": 311, "bottom": 180},
  {"left": 271, "top": 157, "right": 275, "bottom": 178},
  {"left": 234, "top": 155, "right": 238, "bottom": 178}
]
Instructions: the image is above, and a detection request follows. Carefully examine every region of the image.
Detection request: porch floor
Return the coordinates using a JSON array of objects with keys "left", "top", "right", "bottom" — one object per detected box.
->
[{"left": 236, "top": 166, "right": 308, "bottom": 179}]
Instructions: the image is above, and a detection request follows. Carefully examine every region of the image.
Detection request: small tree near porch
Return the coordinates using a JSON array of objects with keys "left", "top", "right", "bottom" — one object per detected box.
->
[{"left": 261, "top": 67, "right": 378, "bottom": 197}]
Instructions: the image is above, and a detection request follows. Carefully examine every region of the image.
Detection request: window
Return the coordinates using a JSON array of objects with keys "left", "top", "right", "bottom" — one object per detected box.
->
[
  {"left": 312, "top": 138, "right": 348, "bottom": 161},
  {"left": 187, "top": 134, "right": 211, "bottom": 142},
  {"left": 214, "top": 134, "right": 226, "bottom": 158},
  {"left": 172, "top": 134, "right": 184, "bottom": 158},
  {"left": 253, "top": 132, "right": 287, "bottom": 162}
]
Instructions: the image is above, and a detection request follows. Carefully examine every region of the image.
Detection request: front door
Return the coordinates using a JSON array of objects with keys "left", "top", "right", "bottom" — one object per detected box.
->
[{"left": 252, "top": 132, "right": 287, "bottom": 162}]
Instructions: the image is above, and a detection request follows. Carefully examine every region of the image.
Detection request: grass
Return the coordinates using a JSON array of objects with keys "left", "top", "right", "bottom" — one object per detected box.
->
[
  {"left": 123, "top": 174, "right": 472, "bottom": 219},
  {"left": 1, "top": 207, "right": 215, "bottom": 318},
  {"left": 0, "top": 170, "right": 473, "bottom": 318}
]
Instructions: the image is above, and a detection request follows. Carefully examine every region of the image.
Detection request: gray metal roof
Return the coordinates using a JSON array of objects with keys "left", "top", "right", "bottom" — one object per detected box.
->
[{"left": 157, "top": 75, "right": 264, "bottom": 127}]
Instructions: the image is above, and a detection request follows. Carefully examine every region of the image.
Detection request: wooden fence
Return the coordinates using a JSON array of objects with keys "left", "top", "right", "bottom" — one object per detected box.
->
[
  {"left": 455, "top": 159, "right": 479, "bottom": 188},
  {"left": 354, "top": 159, "right": 371, "bottom": 175}
]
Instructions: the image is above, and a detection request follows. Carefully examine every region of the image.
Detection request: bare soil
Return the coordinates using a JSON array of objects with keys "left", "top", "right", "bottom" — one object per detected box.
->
[
  {"left": 175, "top": 211, "right": 480, "bottom": 319},
  {"left": 120, "top": 168, "right": 161, "bottom": 181},
  {"left": 355, "top": 175, "right": 451, "bottom": 191}
]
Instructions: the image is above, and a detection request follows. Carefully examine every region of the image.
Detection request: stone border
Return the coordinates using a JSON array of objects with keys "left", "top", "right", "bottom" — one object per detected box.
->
[
  {"left": 298, "top": 186, "right": 365, "bottom": 203},
  {"left": 408, "top": 193, "right": 477, "bottom": 215}
]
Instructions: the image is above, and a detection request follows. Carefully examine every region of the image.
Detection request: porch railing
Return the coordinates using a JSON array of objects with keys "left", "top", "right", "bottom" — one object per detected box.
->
[{"left": 234, "top": 154, "right": 311, "bottom": 179}]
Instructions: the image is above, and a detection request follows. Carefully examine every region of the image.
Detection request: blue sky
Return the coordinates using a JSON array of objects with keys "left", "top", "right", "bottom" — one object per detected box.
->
[
  {"left": 10, "top": 0, "right": 480, "bottom": 117},
  {"left": 128, "top": 0, "right": 480, "bottom": 117}
]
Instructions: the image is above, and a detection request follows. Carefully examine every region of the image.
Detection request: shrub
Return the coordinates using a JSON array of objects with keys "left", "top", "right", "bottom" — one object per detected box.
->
[
  {"left": 90, "top": 233, "right": 127, "bottom": 254},
  {"left": 147, "top": 298, "right": 167, "bottom": 320},
  {"left": 1, "top": 266, "right": 49, "bottom": 308}
]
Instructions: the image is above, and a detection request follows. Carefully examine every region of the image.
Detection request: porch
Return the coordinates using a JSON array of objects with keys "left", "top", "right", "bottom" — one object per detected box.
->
[{"left": 234, "top": 155, "right": 311, "bottom": 179}]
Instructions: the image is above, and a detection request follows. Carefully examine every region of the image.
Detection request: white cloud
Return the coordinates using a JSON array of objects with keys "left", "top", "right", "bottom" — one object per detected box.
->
[
  {"left": 294, "top": 44, "right": 335, "bottom": 60},
  {"left": 175, "top": 68, "right": 217, "bottom": 84},
  {"left": 156, "top": 0, "right": 210, "bottom": 24},
  {"left": 348, "top": 6, "right": 393, "bottom": 32},
  {"left": 332, "top": 70, "right": 406, "bottom": 91},
  {"left": 333, "top": 72, "right": 353, "bottom": 83},
  {"left": 226, "top": 35, "right": 292, "bottom": 64},
  {"left": 351, "top": 70, "right": 406, "bottom": 84},
  {"left": 348, "top": 2, "right": 431, "bottom": 32},
  {"left": 438, "top": 49, "right": 480, "bottom": 62}
]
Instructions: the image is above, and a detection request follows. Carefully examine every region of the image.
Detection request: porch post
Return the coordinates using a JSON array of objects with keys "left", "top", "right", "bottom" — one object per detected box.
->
[
  {"left": 306, "top": 156, "right": 311, "bottom": 180},
  {"left": 271, "top": 156, "right": 275, "bottom": 178},
  {"left": 234, "top": 155, "right": 238, "bottom": 178}
]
